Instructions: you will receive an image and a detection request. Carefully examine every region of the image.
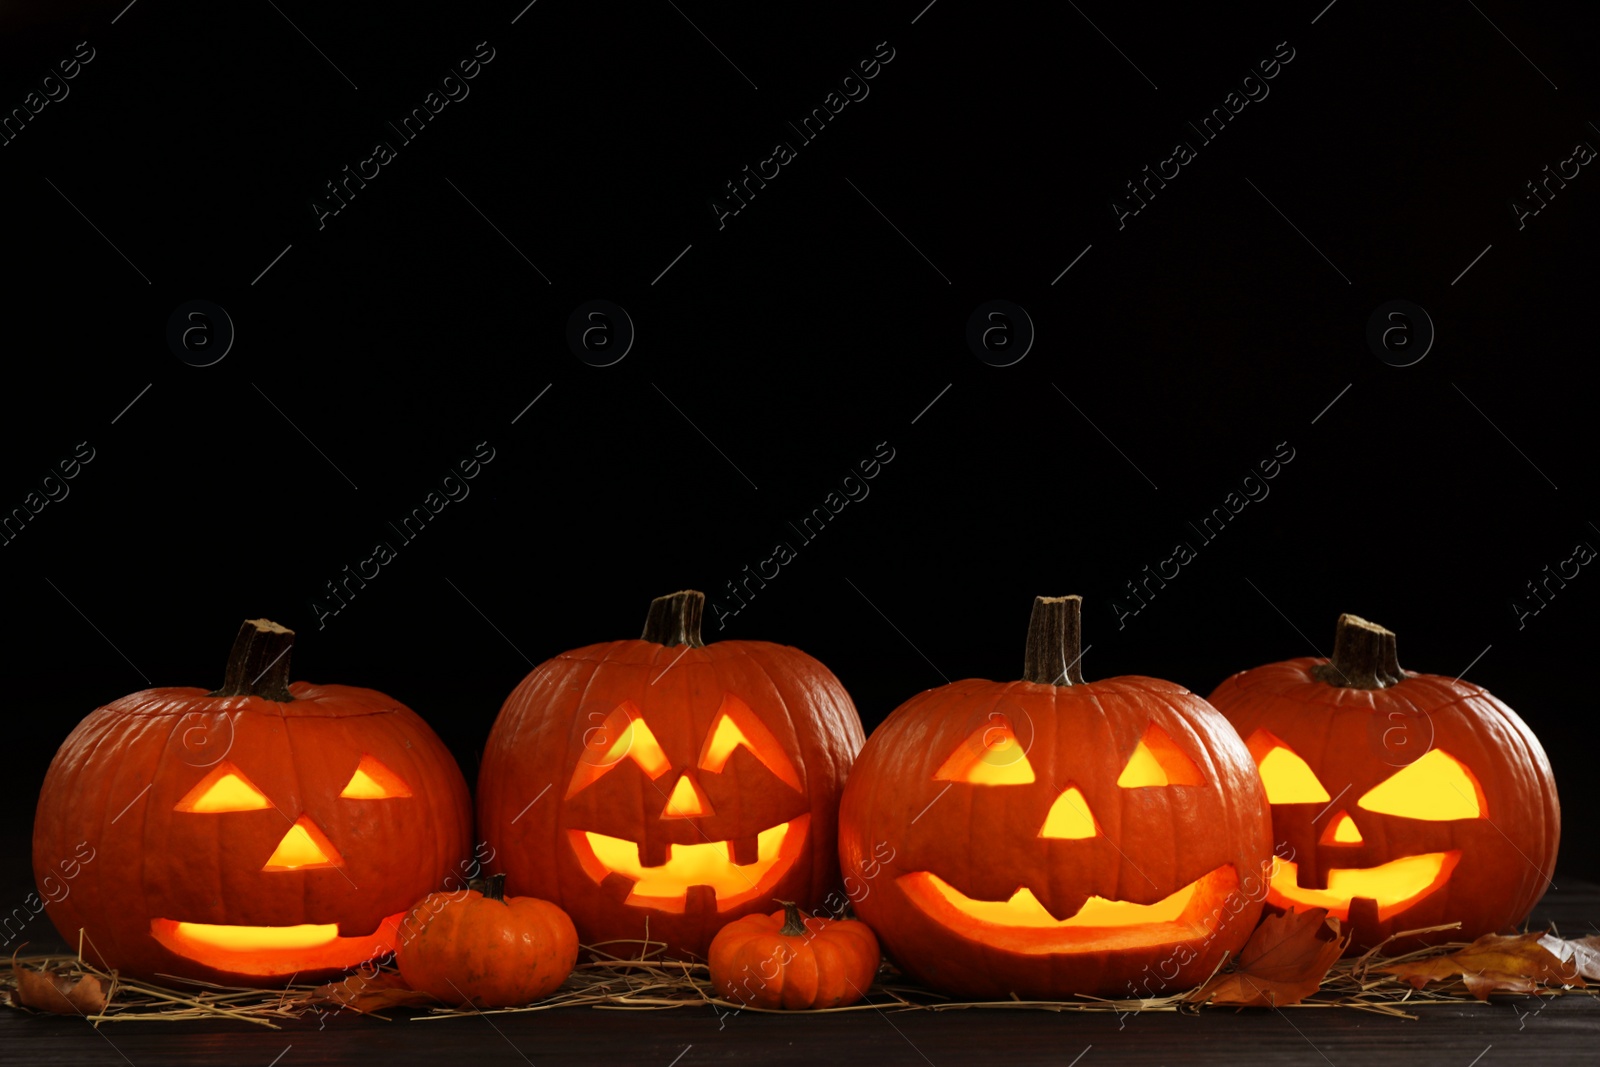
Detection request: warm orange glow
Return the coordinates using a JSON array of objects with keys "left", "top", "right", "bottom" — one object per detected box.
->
[
  {"left": 935, "top": 717, "right": 1036, "bottom": 784},
  {"left": 918, "top": 873, "right": 1197, "bottom": 927},
  {"left": 262, "top": 816, "right": 344, "bottom": 871},
  {"left": 1358, "top": 749, "right": 1485, "bottom": 820},
  {"left": 1267, "top": 851, "right": 1460, "bottom": 921},
  {"left": 1039, "top": 786, "right": 1098, "bottom": 839},
  {"left": 175, "top": 763, "right": 271, "bottom": 813},
  {"left": 697, "top": 694, "right": 803, "bottom": 791},
  {"left": 568, "top": 815, "right": 810, "bottom": 913},
  {"left": 164, "top": 920, "right": 339, "bottom": 952},
  {"left": 1321, "top": 811, "right": 1364, "bottom": 845},
  {"left": 339, "top": 755, "right": 412, "bottom": 799},
  {"left": 150, "top": 913, "right": 404, "bottom": 978},
  {"left": 567, "top": 701, "right": 673, "bottom": 797},
  {"left": 897, "top": 865, "right": 1240, "bottom": 955},
  {"left": 1116, "top": 724, "right": 1205, "bottom": 787},
  {"left": 661, "top": 773, "right": 712, "bottom": 818},
  {"left": 1252, "top": 739, "right": 1331, "bottom": 804}
]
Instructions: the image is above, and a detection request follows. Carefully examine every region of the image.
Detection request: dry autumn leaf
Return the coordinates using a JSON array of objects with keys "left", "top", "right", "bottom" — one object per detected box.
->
[
  {"left": 306, "top": 969, "right": 440, "bottom": 1013},
  {"left": 1187, "top": 908, "right": 1348, "bottom": 1007},
  {"left": 1536, "top": 934, "right": 1600, "bottom": 983},
  {"left": 1380, "top": 931, "right": 1585, "bottom": 1000},
  {"left": 8, "top": 965, "right": 108, "bottom": 1015}
]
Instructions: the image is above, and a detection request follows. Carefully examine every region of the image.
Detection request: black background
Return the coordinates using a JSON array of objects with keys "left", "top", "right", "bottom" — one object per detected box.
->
[{"left": 3, "top": 0, "right": 1597, "bottom": 927}]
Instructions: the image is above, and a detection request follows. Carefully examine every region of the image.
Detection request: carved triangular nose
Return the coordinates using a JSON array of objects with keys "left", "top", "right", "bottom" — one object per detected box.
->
[
  {"left": 1039, "top": 785, "right": 1098, "bottom": 839},
  {"left": 660, "top": 773, "right": 713, "bottom": 819},
  {"left": 1319, "top": 810, "right": 1363, "bottom": 845},
  {"left": 262, "top": 815, "right": 344, "bottom": 870}
]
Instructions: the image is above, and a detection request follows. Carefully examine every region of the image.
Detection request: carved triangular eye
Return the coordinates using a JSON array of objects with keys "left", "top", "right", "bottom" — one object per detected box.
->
[
  {"left": 1245, "top": 729, "right": 1331, "bottom": 803},
  {"left": 567, "top": 701, "right": 672, "bottom": 797},
  {"left": 935, "top": 716, "right": 1035, "bottom": 784},
  {"left": 1039, "top": 785, "right": 1098, "bottom": 839},
  {"left": 339, "top": 755, "right": 412, "bottom": 799},
  {"left": 1358, "top": 749, "right": 1485, "bottom": 820},
  {"left": 1116, "top": 724, "right": 1205, "bottom": 787},
  {"left": 175, "top": 762, "right": 271, "bottom": 812},
  {"left": 697, "top": 694, "right": 802, "bottom": 791}
]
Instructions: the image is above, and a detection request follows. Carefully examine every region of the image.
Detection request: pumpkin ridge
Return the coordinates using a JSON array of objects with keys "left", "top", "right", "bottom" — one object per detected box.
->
[{"left": 102, "top": 688, "right": 417, "bottom": 720}]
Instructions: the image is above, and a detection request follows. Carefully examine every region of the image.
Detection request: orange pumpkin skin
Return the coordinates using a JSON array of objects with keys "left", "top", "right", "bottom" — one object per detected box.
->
[
  {"left": 708, "top": 902, "right": 880, "bottom": 1009},
  {"left": 1208, "top": 615, "right": 1559, "bottom": 952},
  {"left": 477, "top": 591, "right": 865, "bottom": 961},
  {"left": 838, "top": 597, "right": 1273, "bottom": 1001},
  {"left": 396, "top": 877, "right": 578, "bottom": 1008},
  {"left": 31, "top": 622, "right": 472, "bottom": 986}
]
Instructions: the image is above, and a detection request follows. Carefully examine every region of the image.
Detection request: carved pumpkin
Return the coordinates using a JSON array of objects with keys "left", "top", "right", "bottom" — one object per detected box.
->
[
  {"left": 1208, "top": 613, "right": 1560, "bottom": 951},
  {"left": 31, "top": 620, "right": 473, "bottom": 985},
  {"left": 708, "top": 900, "right": 880, "bottom": 1009},
  {"left": 477, "top": 590, "right": 865, "bottom": 960},
  {"left": 396, "top": 874, "right": 578, "bottom": 1008},
  {"left": 838, "top": 596, "right": 1273, "bottom": 1000}
]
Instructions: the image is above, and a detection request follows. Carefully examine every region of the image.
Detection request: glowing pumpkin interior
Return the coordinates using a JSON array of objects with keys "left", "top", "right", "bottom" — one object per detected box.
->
[
  {"left": 903, "top": 718, "right": 1241, "bottom": 950},
  {"left": 1245, "top": 730, "right": 1485, "bottom": 919},
  {"left": 564, "top": 695, "right": 809, "bottom": 911},
  {"left": 155, "top": 755, "right": 414, "bottom": 972},
  {"left": 150, "top": 914, "right": 406, "bottom": 977}
]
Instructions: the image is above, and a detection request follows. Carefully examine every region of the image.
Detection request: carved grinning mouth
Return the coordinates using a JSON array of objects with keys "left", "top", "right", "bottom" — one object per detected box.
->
[
  {"left": 898, "top": 865, "right": 1241, "bottom": 954},
  {"left": 150, "top": 914, "right": 403, "bottom": 977},
  {"left": 1266, "top": 851, "right": 1460, "bottom": 922},
  {"left": 567, "top": 814, "right": 810, "bottom": 913}
]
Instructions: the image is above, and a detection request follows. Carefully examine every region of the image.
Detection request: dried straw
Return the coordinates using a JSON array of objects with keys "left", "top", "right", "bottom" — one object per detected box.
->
[{"left": 2, "top": 923, "right": 1591, "bottom": 1028}]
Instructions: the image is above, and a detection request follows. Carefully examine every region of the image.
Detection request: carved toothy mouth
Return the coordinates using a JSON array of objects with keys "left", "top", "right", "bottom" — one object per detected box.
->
[
  {"left": 567, "top": 814, "right": 809, "bottom": 913},
  {"left": 897, "top": 865, "right": 1241, "bottom": 954},
  {"left": 1266, "top": 851, "right": 1459, "bottom": 921}
]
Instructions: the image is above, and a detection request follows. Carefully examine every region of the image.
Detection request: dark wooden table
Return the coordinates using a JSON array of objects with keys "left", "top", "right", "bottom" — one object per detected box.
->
[{"left": 6, "top": 885, "right": 1597, "bottom": 1067}]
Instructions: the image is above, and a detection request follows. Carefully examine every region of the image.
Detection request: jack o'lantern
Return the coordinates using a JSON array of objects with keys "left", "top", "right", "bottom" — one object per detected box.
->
[
  {"left": 31, "top": 619, "right": 473, "bottom": 985},
  {"left": 838, "top": 596, "right": 1273, "bottom": 1000},
  {"left": 477, "top": 590, "right": 865, "bottom": 960},
  {"left": 1208, "top": 613, "right": 1560, "bottom": 951}
]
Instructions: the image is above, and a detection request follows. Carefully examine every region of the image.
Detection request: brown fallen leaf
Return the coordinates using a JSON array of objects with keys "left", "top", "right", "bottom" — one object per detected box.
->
[
  {"left": 9, "top": 966, "right": 108, "bottom": 1015},
  {"left": 1187, "top": 908, "right": 1349, "bottom": 1007},
  {"left": 1381, "top": 931, "right": 1584, "bottom": 1000},
  {"left": 1537, "top": 934, "right": 1600, "bottom": 983},
  {"left": 304, "top": 969, "right": 440, "bottom": 1013}
]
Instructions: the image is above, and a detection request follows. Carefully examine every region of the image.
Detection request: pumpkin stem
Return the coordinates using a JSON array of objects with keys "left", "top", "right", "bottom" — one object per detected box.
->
[
  {"left": 483, "top": 873, "right": 508, "bottom": 904},
  {"left": 1310, "top": 613, "right": 1405, "bottom": 689},
  {"left": 775, "top": 899, "right": 807, "bottom": 937},
  {"left": 1023, "top": 595, "right": 1085, "bottom": 686},
  {"left": 641, "top": 590, "right": 706, "bottom": 648},
  {"left": 207, "top": 619, "right": 295, "bottom": 701}
]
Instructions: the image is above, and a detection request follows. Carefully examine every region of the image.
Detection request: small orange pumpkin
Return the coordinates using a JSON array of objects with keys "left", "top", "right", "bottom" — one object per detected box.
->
[
  {"left": 708, "top": 900, "right": 880, "bottom": 1009},
  {"left": 396, "top": 874, "right": 578, "bottom": 1008}
]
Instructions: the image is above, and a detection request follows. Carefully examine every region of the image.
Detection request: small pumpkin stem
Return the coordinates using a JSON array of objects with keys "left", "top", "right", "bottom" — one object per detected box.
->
[
  {"left": 641, "top": 590, "right": 706, "bottom": 647},
  {"left": 775, "top": 899, "right": 807, "bottom": 936},
  {"left": 1022, "top": 595, "right": 1085, "bottom": 686},
  {"left": 1310, "top": 613, "right": 1405, "bottom": 689},
  {"left": 483, "top": 873, "right": 508, "bottom": 904},
  {"left": 207, "top": 619, "right": 295, "bottom": 701}
]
